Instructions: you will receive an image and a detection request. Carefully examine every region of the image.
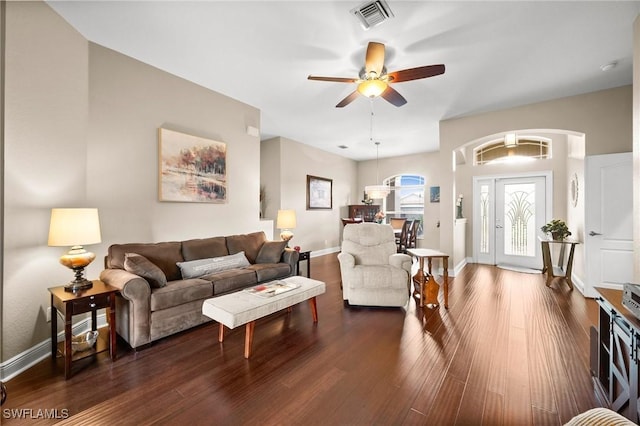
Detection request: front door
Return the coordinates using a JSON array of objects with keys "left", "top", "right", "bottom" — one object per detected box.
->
[{"left": 474, "top": 174, "right": 549, "bottom": 269}]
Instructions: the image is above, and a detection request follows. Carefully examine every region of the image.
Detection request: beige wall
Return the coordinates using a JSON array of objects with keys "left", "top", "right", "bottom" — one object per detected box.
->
[
  {"left": 3, "top": 1, "right": 89, "bottom": 362},
  {"left": 440, "top": 86, "right": 633, "bottom": 273},
  {"left": 87, "top": 43, "right": 265, "bottom": 245},
  {"left": 260, "top": 137, "right": 281, "bottom": 223},
  {"left": 261, "top": 136, "right": 358, "bottom": 253},
  {"left": 2, "top": 2, "right": 264, "bottom": 362},
  {"left": 357, "top": 151, "right": 443, "bottom": 249}
]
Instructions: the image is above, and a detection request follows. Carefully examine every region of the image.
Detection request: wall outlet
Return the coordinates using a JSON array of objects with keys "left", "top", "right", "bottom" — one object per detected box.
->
[{"left": 46, "top": 307, "right": 51, "bottom": 323}]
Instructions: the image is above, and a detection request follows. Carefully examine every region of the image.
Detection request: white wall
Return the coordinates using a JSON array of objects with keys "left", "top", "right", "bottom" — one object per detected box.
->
[{"left": 634, "top": 16, "right": 640, "bottom": 281}]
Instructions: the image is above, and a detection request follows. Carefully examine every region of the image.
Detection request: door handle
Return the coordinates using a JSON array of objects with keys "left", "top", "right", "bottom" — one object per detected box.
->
[
  {"left": 496, "top": 225, "right": 503, "bottom": 229},
  {"left": 589, "top": 231, "right": 602, "bottom": 236}
]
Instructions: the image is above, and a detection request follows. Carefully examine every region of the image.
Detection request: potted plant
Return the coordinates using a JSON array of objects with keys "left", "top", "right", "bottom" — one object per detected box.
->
[{"left": 541, "top": 219, "right": 571, "bottom": 241}]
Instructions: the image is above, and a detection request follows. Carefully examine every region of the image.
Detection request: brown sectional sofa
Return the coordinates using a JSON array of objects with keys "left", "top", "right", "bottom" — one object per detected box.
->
[{"left": 100, "top": 231, "right": 298, "bottom": 349}]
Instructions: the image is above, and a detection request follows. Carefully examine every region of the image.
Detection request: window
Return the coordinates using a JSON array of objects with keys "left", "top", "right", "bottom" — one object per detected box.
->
[
  {"left": 474, "top": 137, "right": 551, "bottom": 165},
  {"left": 382, "top": 174, "right": 425, "bottom": 237}
]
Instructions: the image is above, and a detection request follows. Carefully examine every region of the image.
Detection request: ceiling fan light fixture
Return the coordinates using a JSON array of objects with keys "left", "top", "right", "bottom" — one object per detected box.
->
[{"left": 358, "top": 79, "right": 387, "bottom": 98}]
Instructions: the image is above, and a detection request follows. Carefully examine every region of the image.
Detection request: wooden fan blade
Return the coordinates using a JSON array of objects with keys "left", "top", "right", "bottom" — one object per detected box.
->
[
  {"left": 336, "top": 91, "right": 360, "bottom": 108},
  {"left": 308, "top": 75, "right": 359, "bottom": 83},
  {"left": 365, "top": 42, "right": 385, "bottom": 76},
  {"left": 387, "top": 64, "right": 445, "bottom": 83},
  {"left": 381, "top": 86, "right": 407, "bottom": 107}
]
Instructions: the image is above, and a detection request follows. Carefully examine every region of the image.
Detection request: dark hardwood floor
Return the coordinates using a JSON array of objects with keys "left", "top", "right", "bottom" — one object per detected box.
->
[{"left": 2, "top": 254, "right": 602, "bottom": 425}]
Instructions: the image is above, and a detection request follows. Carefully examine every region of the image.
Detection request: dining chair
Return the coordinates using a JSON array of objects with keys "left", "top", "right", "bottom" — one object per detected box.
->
[
  {"left": 407, "top": 219, "right": 420, "bottom": 249},
  {"left": 389, "top": 217, "right": 407, "bottom": 230},
  {"left": 396, "top": 220, "right": 410, "bottom": 253}
]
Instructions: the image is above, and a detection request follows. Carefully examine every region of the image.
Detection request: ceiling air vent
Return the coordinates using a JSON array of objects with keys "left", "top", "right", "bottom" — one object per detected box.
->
[{"left": 351, "top": 0, "right": 394, "bottom": 30}]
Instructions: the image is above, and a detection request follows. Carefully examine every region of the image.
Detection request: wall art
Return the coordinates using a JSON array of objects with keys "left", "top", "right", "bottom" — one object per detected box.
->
[
  {"left": 306, "top": 175, "right": 332, "bottom": 210},
  {"left": 159, "top": 128, "right": 227, "bottom": 203}
]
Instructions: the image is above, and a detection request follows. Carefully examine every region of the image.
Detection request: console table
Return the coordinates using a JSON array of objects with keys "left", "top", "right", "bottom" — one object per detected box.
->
[
  {"left": 539, "top": 237, "right": 579, "bottom": 290},
  {"left": 347, "top": 204, "right": 379, "bottom": 222},
  {"left": 592, "top": 287, "right": 640, "bottom": 422}
]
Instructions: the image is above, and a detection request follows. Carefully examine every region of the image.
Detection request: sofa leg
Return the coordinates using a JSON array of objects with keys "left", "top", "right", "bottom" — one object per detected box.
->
[{"left": 343, "top": 299, "right": 350, "bottom": 308}]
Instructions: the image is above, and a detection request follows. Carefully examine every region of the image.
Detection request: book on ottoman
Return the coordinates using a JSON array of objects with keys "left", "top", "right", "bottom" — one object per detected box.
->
[{"left": 244, "top": 281, "right": 300, "bottom": 298}]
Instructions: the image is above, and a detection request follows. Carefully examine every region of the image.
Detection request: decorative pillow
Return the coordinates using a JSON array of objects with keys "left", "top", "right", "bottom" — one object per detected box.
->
[
  {"left": 177, "top": 251, "right": 250, "bottom": 279},
  {"left": 124, "top": 253, "right": 168, "bottom": 288},
  {"left": 255, "top": 240, "right": 287, "bottom": 264}
]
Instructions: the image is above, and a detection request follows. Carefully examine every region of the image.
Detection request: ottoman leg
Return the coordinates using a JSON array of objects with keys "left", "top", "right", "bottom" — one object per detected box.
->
[
  {"left": 309, "top": 297, "right": 318, "bottom": 323},
  {"left": 244, "top": 321, "right": 255, "bottom": 359},
  {"left": 218, "top": 323, "right": 225, "bottom": 342}
]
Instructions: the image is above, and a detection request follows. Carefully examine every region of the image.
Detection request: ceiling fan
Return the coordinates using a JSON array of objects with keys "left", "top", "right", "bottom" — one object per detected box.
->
[{"left": 308, "top": 41, "right": 445, "bottom": 108}]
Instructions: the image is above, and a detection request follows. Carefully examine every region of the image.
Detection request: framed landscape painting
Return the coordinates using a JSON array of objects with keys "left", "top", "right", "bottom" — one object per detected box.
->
[
  {"left": 306, "top": 175, "right": 332, "bottom": 210},
  {"left": 159, "top": 128, "right": 227, "bottom": 203}
]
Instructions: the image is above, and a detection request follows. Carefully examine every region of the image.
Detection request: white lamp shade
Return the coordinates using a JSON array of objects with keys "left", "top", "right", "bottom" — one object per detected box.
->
[
  {"left": 276, "top": 209, "right": 297, "bottom": 229},
  {"left": 48, "top": 208, "right": 102, "bottom": 247}
]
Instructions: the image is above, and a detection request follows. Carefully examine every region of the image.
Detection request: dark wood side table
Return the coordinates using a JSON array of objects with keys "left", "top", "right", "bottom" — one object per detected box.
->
[
  {"left": 297, "top": 250, "right": 311, "bottom": 278},
  {"left": 49, "top": 280, "right": 118, "bottom": 379}
]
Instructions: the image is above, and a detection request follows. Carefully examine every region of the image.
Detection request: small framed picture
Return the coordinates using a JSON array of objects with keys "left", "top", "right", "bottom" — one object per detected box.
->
[
  {"left": 430, "top": 186, "right": 440, "bottom": 203},
  {"left": 306, "top": 175, "right": 332, "bottom": 210}
]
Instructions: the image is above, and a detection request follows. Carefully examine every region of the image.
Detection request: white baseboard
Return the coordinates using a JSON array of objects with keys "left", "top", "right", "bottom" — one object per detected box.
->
[
  {"left": 309, "top": 246, "right": 340, "bottom": 257},
  {"left": 0, "top": 314, "right": 107, "bottom": 382}
]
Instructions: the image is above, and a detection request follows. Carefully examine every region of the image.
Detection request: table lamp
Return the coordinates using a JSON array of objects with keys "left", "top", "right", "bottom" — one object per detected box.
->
[
  {"left": 276, "top": 209, "right": 296, "bottom": 245},
  {"left": 48, "top": 208, "right": 102, "bottom": 292}
]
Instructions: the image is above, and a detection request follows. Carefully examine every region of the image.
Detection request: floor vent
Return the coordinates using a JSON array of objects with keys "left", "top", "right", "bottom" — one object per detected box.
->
[{"left": 351, "top": 0, "right": 394, "bottom": 30}]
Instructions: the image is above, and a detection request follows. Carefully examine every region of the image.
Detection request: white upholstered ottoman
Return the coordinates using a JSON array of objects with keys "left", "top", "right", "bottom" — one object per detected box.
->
[{"left": 202, "top": 275, "right": 326, "bottom": 358}]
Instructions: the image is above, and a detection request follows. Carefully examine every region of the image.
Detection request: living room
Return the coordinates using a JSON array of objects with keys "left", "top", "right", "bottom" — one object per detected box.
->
[{"left": 2, "top": 0, "right": 640, "bottom": 424}]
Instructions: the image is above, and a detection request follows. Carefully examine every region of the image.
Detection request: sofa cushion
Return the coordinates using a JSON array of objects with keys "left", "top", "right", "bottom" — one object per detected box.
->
[
  {"left": 150, "top": 278, "right": 213, "bottom": 312},
  {"left": 108, "top": 242, "right": 184, "bottom": 281},
  {"left": 124, "top": 253, "right": 168, "bottom": 288},
  {"left": 246, "top": 263, "right": 291, "bottom": 282},
  {"left": 226, "top": 231, "right": 266, "bottom": 264},
  {"left": 255, "top": 240, "right": 287, "bottom": 264},
  {"left": 201, "top": 268, "right": 258, "bottom": 295},
  {"left": 181, "top": 236, "right": 228, "bottom": 261},
  {"left": 177, "top": 252, "right": 250, "bottom": 279}
]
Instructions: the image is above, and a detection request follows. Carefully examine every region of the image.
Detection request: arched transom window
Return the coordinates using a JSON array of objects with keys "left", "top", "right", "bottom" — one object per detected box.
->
[{"left": 474, "top": 135, "right": 551, "bottom": 165}]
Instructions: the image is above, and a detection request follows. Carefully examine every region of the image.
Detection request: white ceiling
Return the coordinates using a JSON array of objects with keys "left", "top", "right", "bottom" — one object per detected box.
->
[{"left": 46, "top": 1, "right": 640, "bottom": 161}]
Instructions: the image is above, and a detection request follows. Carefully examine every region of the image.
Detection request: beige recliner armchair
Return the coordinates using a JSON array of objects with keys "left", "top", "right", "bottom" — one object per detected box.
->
[{"left": 338, "top": 223, "right": 413, "bottom": 307}]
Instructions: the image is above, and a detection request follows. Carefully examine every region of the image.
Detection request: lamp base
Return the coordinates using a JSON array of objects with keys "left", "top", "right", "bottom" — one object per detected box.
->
[
  {"left": 280, "top": 230, "right": 294, "bottom": 247},
  {"left": 64, "top": 267, "right": 93, "bottom": 292},
  {"left": 60, "top": 246, "right": 95, "bottom": 292}
]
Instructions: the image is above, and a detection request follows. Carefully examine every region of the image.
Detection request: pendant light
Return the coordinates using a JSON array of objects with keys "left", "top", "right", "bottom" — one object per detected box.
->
[{"left": 364, "top": 101, "right": 391, "bottom": 199}]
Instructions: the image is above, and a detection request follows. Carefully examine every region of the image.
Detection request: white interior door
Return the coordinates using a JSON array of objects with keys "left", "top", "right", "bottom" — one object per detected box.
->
[
  {"left": 474, "top": 174, "right": 549, "bottom": 269},
  {"left": 585, "top": 152, "right": 633, "bottom": 297}
]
